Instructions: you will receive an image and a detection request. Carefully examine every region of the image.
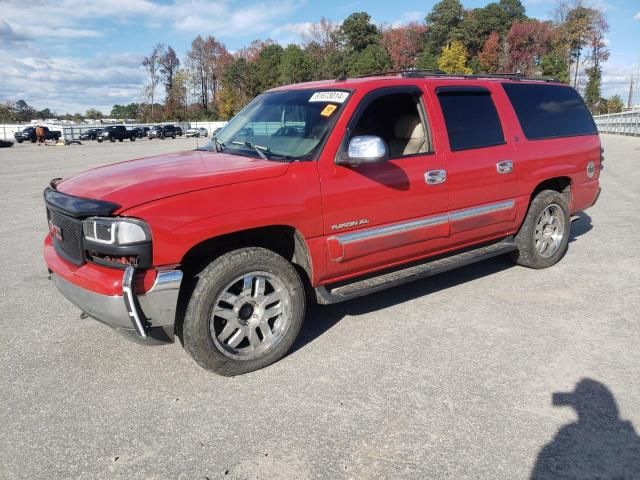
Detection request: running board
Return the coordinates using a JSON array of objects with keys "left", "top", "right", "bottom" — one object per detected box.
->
[{"left": 315, "top": 237, "right": 517, "bottom": 305}]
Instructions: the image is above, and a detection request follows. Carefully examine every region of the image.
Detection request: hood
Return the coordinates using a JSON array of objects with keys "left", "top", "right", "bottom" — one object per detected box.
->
[{"left": 57, "top": 150, "right": 290, "bottom": 210}]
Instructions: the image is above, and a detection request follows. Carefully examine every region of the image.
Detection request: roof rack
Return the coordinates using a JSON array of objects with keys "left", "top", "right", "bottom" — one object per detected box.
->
[{"left": 340, "top": 69, "right": 560, "bottom": 83}]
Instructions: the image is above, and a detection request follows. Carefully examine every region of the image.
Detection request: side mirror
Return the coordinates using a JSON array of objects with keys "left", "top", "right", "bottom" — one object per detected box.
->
[{"left": 338, "top": 135, "right": 388, "bottom": 166}]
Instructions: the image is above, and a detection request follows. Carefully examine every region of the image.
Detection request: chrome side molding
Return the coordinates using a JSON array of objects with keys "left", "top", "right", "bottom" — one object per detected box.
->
[{"left": 331, "top": 199, "right": 516, "bottom": 246}]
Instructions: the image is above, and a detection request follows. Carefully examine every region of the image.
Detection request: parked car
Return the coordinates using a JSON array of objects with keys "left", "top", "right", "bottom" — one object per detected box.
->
[
  {"left": 14, "top": 126, "right": 62, "bottom": 143},
  {"left": 43, "top": 72, "right": 602, "bottom": 376},
  {"left": 148, "top": 125, "right": 177, "bottom": 139},
  {"left": 212, "top": 127, "right": 223, "bottom": 137},
  {"left": 79, "top": 128, "right": 103, "bottom": 140},
  {"left": 185, "top": 127, "right": 208, "bottom": 138},
  {"left": 97, "top": 125, "right": 137, "bottom": 143},
  {"left": 136, "top": 127, "right": 150, "bottom": 138}
]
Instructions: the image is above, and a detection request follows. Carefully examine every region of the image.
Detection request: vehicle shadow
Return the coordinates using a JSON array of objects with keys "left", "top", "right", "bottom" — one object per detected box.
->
[
  {"left": 530, "top": 379, "right": 640, "bottom": 479},
  {"left": 569, "top": 211, "right": 593, "bottom": 243},
  {"left": 293, "top": 214, "right": 595, "bottom": 353}
]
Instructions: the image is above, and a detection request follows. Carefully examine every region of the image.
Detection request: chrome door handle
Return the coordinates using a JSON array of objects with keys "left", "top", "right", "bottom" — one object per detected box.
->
[
  {"left": 425, "top": 169, "right": 447, "bottom": 185},
  {"left": 496, "top": 160, "right": 513, "bottom": 174}
]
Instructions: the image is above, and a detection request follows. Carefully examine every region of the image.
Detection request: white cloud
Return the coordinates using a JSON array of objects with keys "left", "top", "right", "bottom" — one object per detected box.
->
[
  {"left": 0, "top": 0, "right": 306, "bottom": 42},
  {"left": 601, "top": 62, "right": 639, "bottom": 101},
  {"left": 0, "top": 0, "right": 307, "bottom": 111},
  {"left": 0, "top": 53, "right": 147, "bottom": 113},
  {"left": 634, "top": 11, "right": 640, "bottom": 21}
]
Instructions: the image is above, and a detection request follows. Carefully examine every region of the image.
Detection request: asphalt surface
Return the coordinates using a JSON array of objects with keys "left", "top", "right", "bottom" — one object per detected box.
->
[{"left": 1, "top": 135, "right": 639, "bottom": 479}]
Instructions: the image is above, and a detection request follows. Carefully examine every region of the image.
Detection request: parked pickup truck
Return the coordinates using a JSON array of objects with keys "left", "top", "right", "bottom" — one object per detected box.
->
[
  {"left": 15, "top": 126, "right": 62, "bottom": 143},
  {"left": 97, "top": 125, "right": 137, "bottom": 142},
  {"left": 43, "top": 72, "right": 602, "bottom": 375}
]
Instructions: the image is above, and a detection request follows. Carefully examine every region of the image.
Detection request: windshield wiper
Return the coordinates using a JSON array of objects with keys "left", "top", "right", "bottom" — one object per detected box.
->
[{"left": 231, "top": 140, "right": 270, "bottom": 160}]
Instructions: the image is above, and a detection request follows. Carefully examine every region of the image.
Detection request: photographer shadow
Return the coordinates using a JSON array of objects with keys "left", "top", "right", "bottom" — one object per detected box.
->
[{"left": 531, "top": 378, "right": 640, "bottom": 479}]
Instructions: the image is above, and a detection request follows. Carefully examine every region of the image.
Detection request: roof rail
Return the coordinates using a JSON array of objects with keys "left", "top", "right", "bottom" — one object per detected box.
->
[{"left": 340, "top": 69, "right": 560, "bottom": 83}]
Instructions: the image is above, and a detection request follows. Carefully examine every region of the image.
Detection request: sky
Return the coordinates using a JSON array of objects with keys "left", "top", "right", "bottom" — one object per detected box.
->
[{"left": 0, "top": 0, "right": 638, "bottom": 114}]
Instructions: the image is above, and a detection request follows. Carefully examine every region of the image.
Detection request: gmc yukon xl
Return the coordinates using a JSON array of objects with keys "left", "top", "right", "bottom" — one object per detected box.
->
[{"left": 43, "top": 72, "right": 602, "bottom": 375}]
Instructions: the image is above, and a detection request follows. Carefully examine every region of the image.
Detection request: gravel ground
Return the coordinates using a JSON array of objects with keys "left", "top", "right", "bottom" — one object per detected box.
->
[{"left": 0, "top": 134, "right": 639, "bottom": 479}]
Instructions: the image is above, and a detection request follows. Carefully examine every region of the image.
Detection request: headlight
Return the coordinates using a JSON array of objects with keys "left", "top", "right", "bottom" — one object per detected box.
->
[{"left": 83, "top": 217, "right": 150, "bottom": 245}]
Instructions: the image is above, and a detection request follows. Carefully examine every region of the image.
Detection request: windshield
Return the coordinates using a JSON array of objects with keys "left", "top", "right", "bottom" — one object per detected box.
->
[{"left": 198, "top": 88, "right": 350, "bottom": 160}]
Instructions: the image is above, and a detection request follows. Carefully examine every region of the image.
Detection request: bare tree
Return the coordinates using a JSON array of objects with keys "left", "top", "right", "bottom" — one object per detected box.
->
[
  {"left": 142, "top": 43, "right": 165, "bottom": 119},
  {"left": 187, "top": 36, "right": 209, "bottom": 110}
]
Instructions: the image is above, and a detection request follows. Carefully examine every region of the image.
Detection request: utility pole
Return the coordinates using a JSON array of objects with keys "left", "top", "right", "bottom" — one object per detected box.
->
[{"left": 628, "top": 75, "right": 634, "bottom": 110}]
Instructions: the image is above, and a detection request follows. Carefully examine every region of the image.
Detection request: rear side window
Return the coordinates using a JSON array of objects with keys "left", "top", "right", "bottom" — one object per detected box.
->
[
  {"left": 437, "top": 87, "right": 504, "bottom": 151},
  {"left": 503, "top": 83, "right": 597, "bottom": 140}
]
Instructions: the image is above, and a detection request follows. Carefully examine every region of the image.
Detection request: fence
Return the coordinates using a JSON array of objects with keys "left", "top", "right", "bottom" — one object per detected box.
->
[
  {"left": 593, "top": 109, "right": 640, "bottom": 136},
  {"left": 0, "top": 121, "right": 228, "bottom": 142}
]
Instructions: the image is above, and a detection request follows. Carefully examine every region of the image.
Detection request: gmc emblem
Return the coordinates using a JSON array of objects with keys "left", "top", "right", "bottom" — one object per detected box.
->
[{"left": 48, "top": 220, "right": 63, "bottom": 241}]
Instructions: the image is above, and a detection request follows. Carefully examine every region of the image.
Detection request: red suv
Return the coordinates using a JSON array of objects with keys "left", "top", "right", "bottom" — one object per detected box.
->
[{"left": 43, "top": 72, "right": 601, "bottom": 375}]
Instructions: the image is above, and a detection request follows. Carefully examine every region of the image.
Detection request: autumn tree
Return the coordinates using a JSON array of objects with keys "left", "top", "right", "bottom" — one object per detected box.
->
[
  {"left": 85, "top": 108, "right": 103, "bottom": 119},
  {"left": 142, "top": 43, "right": 164, "bottom": 119},
  {"left": 604, "top": 95, "right": 624, "bottom": 114},
  {"left": 478, "top": 32, "right": 501, "bottom": 72},
  {"left": 187, "top": 36, "right": 209, "bottom": 110},
  {"left": 219, "top": 58, "right": 253, "bottom": 118},
  {"left": 381, "top": 23, "right": 427, "bottom": 70},
  {"left": 564, "top": 5, "right": 597, "bottom": 88},
  {"left": 437, "top": 41, "right": 472, "bottom": 74},
  {"left": 584, "top": 10, "right": 609, "bottom": 109},
  {"left": 160, "top": 46, "right": 180, "bottom": 117},
  {"left": 505, "top": 20, "right": 552, "bottom": 75}
]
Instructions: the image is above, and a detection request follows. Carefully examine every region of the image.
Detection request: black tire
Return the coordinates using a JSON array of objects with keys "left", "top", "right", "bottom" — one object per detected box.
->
[
  {"left": 512, "top": 189, "right": 571, "bottom": 269},
  {"left": 183, "top": 247, "right": 306, "bottom": 376},
  {"left": 118, "top": 138, "right": 123, "bottom": 142},
  {"left": 130, "top": 136, "right": 136, "bottom": 141},
  {"left": 17, "top": 140, "right": 23, "bottom": 144},
  {"left": 110, "top": 137, "right": 115, "bottom": 142},
  {"left": 97, "top": 138, "right": 103, "bottom": 143},
  {"left": 172, "top": 134, "right": 176, "bottom": 139}
]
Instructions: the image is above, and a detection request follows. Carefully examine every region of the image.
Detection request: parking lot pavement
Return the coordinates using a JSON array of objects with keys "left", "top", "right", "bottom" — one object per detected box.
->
[{"left": 1, "top": 134, "right": 639, "bottom": 479}]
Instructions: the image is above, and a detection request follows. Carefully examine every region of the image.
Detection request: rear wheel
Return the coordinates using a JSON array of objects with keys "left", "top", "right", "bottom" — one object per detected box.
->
[
  {"left": 130, "top": 136, "right": 136, "bottom": 141},
  {"left": 183, "top": 247, "right": 306, "bottom": 376},
  {"left": 512, "top": 189, "right": 570, "bottom": 269}
]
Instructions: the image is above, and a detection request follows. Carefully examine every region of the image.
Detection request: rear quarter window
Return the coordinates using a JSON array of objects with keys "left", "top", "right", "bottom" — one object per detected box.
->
[{"left": 502, "top": 83, "right": 597, "bottom": 140}]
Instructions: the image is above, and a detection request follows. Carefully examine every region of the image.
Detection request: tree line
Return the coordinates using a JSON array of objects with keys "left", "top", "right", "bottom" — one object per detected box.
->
[
  {"left": 0, "top": 0, "right": 626, "bottom": 124},
  {"left": 141, "top": 0, "right": 624, "bottom": 119}
]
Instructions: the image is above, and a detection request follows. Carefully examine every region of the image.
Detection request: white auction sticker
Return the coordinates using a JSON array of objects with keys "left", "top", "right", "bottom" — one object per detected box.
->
[{"left": 309, "top": 91, "right": 349, "bottom": 103}]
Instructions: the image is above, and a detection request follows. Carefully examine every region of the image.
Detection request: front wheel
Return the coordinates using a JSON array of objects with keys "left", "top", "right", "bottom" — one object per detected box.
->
[
  {"left": 512, "top": 190, "right": 571, "bottom": 269},
  {"left": 183, "top": 247, "right": 306, "bottom": 376},
  {"left": 130, "top": 136, "right": 136, "bottom": 141}
]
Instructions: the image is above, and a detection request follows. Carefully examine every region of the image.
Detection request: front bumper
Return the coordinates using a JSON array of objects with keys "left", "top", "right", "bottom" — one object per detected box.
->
[{"left": 52, "top": 266, "right": 183, "bottom": 344}]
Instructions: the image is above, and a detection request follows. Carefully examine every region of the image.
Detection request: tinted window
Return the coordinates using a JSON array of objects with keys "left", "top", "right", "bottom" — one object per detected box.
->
[
  {"left": 437, "top": 88, "right": 504, "bottom": 151},
  {"left": 503, "top": 83, "right": 597, "bottom": 140}
]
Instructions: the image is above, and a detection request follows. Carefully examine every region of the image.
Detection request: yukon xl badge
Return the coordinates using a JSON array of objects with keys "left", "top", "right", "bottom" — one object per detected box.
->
[{"left": 331, "top": 219, "right": 369, "bottom": 231}]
